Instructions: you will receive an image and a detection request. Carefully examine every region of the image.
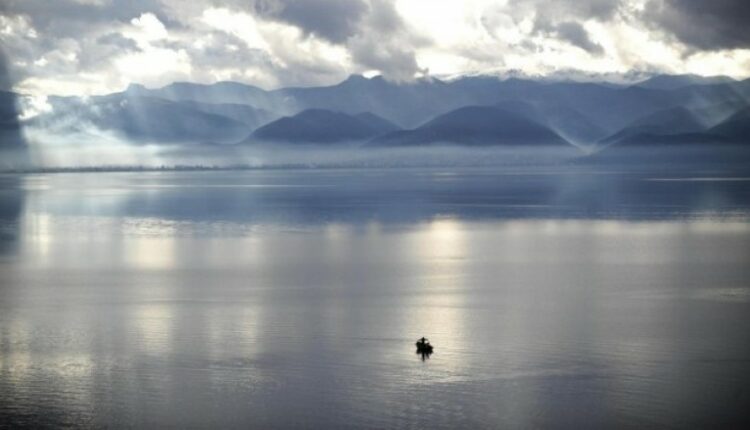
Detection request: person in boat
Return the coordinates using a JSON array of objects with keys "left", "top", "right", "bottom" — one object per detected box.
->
[{"left": 416, "top": 337, "right": 432, "bottom": 350}]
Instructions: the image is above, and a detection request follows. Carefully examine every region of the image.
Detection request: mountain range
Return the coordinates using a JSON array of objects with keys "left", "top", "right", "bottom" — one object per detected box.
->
[{"left": 9, "top": 73, "right": 750, "bottom": 158}]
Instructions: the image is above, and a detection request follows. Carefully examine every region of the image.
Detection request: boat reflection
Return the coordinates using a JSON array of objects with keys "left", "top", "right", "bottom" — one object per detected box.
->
[{"left": 416, "top": 337, "right": 434, "bottom": 361}]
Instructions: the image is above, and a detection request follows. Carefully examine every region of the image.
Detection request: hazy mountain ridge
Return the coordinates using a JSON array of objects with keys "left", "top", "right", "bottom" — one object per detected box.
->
[
  {"left": 631, "top": 74, "right": 737, "bottom": 90},
  {"left": 13, "top": 74, "right": 750, "bottom": 153},
  {"left": 29, "top": 91, "right": 251, "bottom": 144},
  {"left": 600, "top": 102, "right": 750, "bottom": 147}
]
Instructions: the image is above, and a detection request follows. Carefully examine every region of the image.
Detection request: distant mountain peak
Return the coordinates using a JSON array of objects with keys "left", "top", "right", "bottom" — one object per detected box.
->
[
  {"left": 341, "top": 74, "right": 372, "bottom": 85},
  {"left": 345, "top": 74, "right": 369, "bottom": 81},
  {"left": 338, "top": 74, "right": 390, "bottom": 88},
  {"left": 633, "top": 74, "right": 736, "bottom": 90},
  {"left": 124, "top": 83, "right": 148, "bottom": 94}
]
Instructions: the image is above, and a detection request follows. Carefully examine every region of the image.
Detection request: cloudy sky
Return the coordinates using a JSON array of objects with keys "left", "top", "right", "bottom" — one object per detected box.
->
[{"left": 1, "top": 0, "right": 749, "bottom": 96}]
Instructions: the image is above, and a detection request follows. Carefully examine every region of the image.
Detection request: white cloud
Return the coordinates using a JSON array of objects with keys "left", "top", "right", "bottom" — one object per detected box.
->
[
  {"left": 129, "top": 13, "right": 168, "bottom": 43},
  {"left": 17, "top": 94, "right": 52, "bottom": 120},
  {"left": 2, "top": 0, "right": 749, "bottom": 96},
  {"left": 201, "top": 8, "right": 269, "bottom": 51},
  {"left": 114, "top": 46, "right": 192, "bottom": 86},
  {"left": 114, "top": 13, "right": 189, "bottom": 86}
]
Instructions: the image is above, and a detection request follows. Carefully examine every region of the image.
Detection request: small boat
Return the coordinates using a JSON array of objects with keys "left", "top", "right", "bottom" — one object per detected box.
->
[{"left": 415, "top": 337, "right": 433, "bottom": 353}]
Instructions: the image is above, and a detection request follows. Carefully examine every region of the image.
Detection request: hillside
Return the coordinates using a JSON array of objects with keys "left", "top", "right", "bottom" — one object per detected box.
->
[
  {"left": 251, "top": 109, "right": 399, "bottom": 143},
  {"left": 708, "top": 107, "right": 750, "bottom": 142},
  {"left": 370, "top": 105, "right": 569, "bottom": 147}
]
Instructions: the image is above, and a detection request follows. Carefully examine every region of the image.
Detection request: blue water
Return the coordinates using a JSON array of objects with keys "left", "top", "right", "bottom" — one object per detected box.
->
[{"left": 1, "top": 167, "right": 749, "bottom": 428}]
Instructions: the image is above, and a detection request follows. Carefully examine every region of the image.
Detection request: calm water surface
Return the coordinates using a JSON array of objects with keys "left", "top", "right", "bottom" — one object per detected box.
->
[{"left": 1, "top": 167, "right": 750, "bottom": 428}]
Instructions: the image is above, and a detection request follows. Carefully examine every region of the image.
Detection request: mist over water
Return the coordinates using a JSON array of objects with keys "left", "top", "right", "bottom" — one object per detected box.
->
[
  {"left": 17, "top": 134, "right": 585, "bottom": 169},
  {"left": 1, "top": 168, "right": 750, "bottom": 427}
]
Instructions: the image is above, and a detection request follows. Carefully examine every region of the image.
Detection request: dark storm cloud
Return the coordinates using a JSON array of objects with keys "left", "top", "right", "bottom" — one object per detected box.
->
[
  {"left": 96, "top": 33, "right": 141, "bottom": 53},
  {"left": 535, "top": 21, "right": 604, "bottom": 55},
  {"left": 555, "top": 22, "right": 603, "bottom": 55},
  {"left": 253, "top": 0, "right": 369, "bottom": 44},
  {"left": 498, "top": 0, "right": 618, "bottom": 56},
  {"left": 644, "top": 0, "right": 750, "bottom": 51},
  {"left": 247, "top": 0, "right": 424, "bottom": 79},
  {"left": 347, "top": 0, "right": 427, "bottom": 80},
  {"left": 218, "top": 0, "right": 426, "bottom": 80},
  {"left": 0, "top": 0, "right": 178, "bottom": 36},
  {"left": 525, "top": 0, "right": 621, "bottom": 22}
]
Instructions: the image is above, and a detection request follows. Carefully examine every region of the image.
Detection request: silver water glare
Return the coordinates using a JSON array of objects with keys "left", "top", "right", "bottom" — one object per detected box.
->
[{"left": 1, "top": 168, "right": 749, "bottom": 427}]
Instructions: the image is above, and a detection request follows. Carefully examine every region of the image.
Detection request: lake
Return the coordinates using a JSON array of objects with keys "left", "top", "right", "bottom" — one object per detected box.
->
[{"left": 1, "top": 167, "right": 750, "bottom": 428}]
